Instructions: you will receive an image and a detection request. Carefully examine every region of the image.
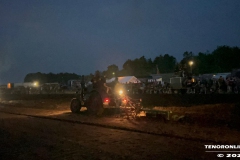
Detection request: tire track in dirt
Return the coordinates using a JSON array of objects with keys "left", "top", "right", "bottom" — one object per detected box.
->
[
  {"left": 0, "top": 123, "right": 126, "bottom": 160},
  {"left": 0, "top": 110, "right": 227, "bottom": 144}
]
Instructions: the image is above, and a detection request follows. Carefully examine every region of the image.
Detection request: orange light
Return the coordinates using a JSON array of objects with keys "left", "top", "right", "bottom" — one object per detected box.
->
[{"left": 7, "top": 83, "right": 11, "bottom": 89}]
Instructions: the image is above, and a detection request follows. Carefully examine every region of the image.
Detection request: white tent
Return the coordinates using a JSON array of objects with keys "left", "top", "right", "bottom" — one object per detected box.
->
[
  {"left": 106, "top": 77, "right": 116, "bottom": 83},
  {"left": 118, "top": 76, "right": 141, "bottom": 84}
]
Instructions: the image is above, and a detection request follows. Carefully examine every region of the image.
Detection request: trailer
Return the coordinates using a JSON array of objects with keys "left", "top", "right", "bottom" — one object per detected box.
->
[
  {"left": 169, "top": 77, "right": 188, "bottom": 94},
  {"left": 169, "top": 76, "right": 196, "bottom": 94}
]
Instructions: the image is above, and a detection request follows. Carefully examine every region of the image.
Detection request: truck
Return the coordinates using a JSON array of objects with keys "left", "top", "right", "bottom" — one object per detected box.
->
[{"left": 169, "top": 76, "right": 194, "bottom": 94}]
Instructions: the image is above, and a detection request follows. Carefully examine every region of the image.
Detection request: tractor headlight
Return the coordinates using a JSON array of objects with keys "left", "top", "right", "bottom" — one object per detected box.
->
[{"left": 118, "top": 90, "right": 123, "bottom": 95}]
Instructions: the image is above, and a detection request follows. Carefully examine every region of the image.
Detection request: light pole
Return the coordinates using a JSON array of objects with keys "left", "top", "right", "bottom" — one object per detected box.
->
[{"left": 189, "top": 61, "right": 193, "bottom": 74}]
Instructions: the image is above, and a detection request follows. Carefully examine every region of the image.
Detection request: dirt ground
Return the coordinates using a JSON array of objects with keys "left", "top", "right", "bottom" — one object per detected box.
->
[
  {"left": 0, "top": 98, "right": 240, "bottom": 144},
  {"left": 0, "top": 111, "right": 218, "bottom": 160}
]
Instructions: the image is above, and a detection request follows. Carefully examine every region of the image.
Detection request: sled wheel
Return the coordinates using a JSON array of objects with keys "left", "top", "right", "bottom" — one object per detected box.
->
[{"left": 70, "top": 98, "right": 81, "bottom": 113}]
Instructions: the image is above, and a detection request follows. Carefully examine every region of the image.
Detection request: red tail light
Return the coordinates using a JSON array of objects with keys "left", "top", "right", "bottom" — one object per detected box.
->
[
  {"left": 104, "top": 98, "right": 110, "bottom": 102},
  {"left": 123, "top": 99, "right": 127, "bottom": 103}
]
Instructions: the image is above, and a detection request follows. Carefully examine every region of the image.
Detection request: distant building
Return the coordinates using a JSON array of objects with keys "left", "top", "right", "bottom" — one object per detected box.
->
[
  {"left": 149, "top": 74, "right": 162, "bottom": 82},
  {"left": 7, "top": 82, "right": 39, "bottom": 89},
  {"left": 67, "top": 80, "right": 81, "bottom": 89},
  {"left": 152, "top": 73, "right": 175, "bottom": 83},
  {"left": 212, "top": 73, "right": 231, "bottom": 80},
  {"left": 106, "top": 76, "right": 141, "bottom": 84}
]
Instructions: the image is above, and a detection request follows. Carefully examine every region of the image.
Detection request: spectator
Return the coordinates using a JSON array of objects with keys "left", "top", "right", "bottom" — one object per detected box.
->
[
  {"left": 228, "top": 77, "right": 234, "bottom": 93},
  {"left": 186, "top": 77, "right": 193, "bottom": 94},
  {"left": 140, "top": 82, "right": 145, "bottom": 94},
  {"left": 218, "top": 76, "right": 225, "bottom": 93}
]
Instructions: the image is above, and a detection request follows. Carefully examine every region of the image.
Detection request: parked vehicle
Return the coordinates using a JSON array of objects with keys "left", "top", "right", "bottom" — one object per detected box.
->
[{"left": 169, "top": 76, "right": 195, "bottom": 94}]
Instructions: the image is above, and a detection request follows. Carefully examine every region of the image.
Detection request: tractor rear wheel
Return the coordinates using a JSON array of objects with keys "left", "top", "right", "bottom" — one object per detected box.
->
[
  {"left": 70, "top": 98, "right": 81, "bottom": 113},
  {"left": 88, "top": 91, "right": 104, "bottom": 116}
]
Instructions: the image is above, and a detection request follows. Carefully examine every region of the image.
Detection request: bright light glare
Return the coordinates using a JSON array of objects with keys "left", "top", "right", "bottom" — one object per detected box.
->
[
  {"left": 33, "top": 81, "right": 38, "bottom": 87},
  {"left": 119, "top": 90, "right": 123, "bottom": 95},
  {"left": 104, "top": 98, "right": 109, "bottom": 102}
]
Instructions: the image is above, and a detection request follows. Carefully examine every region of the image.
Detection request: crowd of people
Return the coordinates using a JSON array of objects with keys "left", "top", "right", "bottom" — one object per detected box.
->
[
  {"left": 118, "top": 76, "right": 240, "bottom": 95},
  {"left": 1, "top": 72, "right": 239, "bottom": 95}
]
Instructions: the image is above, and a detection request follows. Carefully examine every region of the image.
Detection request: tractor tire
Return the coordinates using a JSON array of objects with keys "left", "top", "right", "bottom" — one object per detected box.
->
[
  {"left": 70, "top": 98, "right": 81, "bottom": 113},
  {"left": 88, "top": 91, "right": 104, "bottom": 116}
]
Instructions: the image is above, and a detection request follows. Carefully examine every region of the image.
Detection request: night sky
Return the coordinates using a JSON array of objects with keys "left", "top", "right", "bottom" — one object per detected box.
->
[{"left": 1, "top": 0, "right": 240, "bottom": 84}]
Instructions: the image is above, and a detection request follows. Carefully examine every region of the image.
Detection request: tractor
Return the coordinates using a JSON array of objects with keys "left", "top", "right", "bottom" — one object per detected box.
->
[
  {"left": 70, "top": 77, "right": 142, "bottom": 116},
  {"left": 70, "top": 76, "right": 134, "bottom": 115}
]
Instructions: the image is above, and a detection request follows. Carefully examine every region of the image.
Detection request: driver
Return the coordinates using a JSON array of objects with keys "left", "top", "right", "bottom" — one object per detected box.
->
[
  {"left": 107, "top": 77, "right": 126, "bottom": 96},
  {"left": 91, "top": 71, "right": 109, "bottom": 93}
]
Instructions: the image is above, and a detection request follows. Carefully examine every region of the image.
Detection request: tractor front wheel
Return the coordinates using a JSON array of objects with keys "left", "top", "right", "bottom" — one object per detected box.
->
[{"left": 70, "top": 98, "right": 81, "bottom": 113}]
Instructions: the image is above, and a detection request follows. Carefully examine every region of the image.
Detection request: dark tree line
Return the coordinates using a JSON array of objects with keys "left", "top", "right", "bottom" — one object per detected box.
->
[
  {"left": 101, "top": 54, "right": 177, "bottom": 79},
  {"left": 182, "top": 45, "right": 240, "bottom": 75},
  {"left": 24, "top": 45, "right": 240, "bottom": 84}
]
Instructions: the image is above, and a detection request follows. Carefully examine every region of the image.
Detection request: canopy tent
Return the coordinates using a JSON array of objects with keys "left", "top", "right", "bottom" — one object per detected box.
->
[
  {"left": 148, "top": 78, "right": 162, "bottom": 82},
  {"left": 106, "top": 77, "right": 116, "bottom": 83},
  {"left": 118, "top": 76, "right": 141, "bottom": 84},
  {"left": 106, "top": 76, "right": 141, "bottom": 84}
]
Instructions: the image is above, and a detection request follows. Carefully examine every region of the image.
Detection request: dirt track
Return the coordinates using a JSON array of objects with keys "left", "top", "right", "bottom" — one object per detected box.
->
[
  {"left": 0, "top": 94, "right": 240, "bottom": 159},
  {"left": 0, "top": 111, "right": 219, "bottom": 160},
  {"left": 0, "top": 94, "right": 239, "bottom": 129},
  {"left": 0, "top": 96, "right": 240, "bottom": 143}
]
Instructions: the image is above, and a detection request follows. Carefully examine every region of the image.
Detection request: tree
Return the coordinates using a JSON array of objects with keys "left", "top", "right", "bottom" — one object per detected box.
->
[
  {"left": 153, "top": 54, "right": 177, "bottom": 73},
  {"left": 122, "top": 59, "right": 134, "bottom": 76},
  {"left": 195, "top": 52, "right": 216, "bottom": 74},
  {"left": 188, "top": 46, "right": 240, "bottom": 75},
  {"left": 104, "top": 64, "right": 119, "bottom": 78},
  {"left": 179, "top": 51, "right": 195, "bottom": 74},
  {"left": 133, "top": 56, "right": 149, "bottom": 76},
  {"left": 212, "top": 45, "right": 240, "bottom": 72}
]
